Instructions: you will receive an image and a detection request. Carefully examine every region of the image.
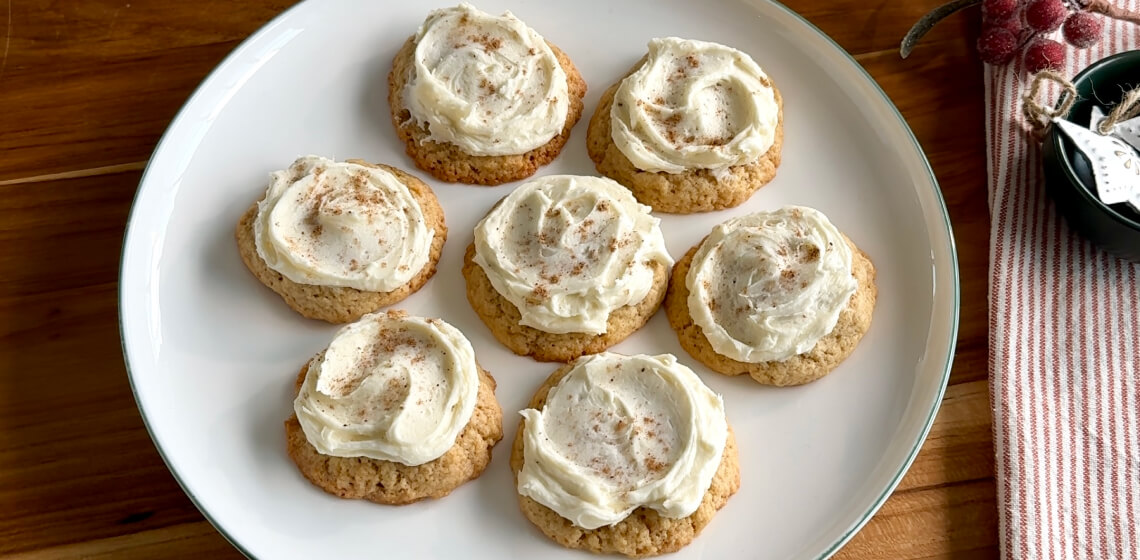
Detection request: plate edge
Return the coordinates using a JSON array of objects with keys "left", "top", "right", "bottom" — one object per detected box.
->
[{"left": 116, "top": 1, "right": 964, "bottom": 559}]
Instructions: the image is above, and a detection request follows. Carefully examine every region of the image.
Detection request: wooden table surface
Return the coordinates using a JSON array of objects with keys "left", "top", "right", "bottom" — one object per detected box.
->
[{"left": 0, "top": 0, "right": 997, "bottom": 558}]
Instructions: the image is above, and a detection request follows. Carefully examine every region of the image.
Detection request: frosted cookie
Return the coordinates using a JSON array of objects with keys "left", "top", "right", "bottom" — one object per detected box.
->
[
  {"left": 236, "top": 156, "right": 446, "bottom": 323},
  {"left": 286, "top": 311, "right": 503, "bottom": 504},
  {"left": 511, "top": 352, "right": 739, "bottom": 558},
  {"left": 388, "top": 3, "right": 587, "bottom": 185},
  {"left": 586, "top": 37, "right": 783, "bottom": 213},
  {"left": 462, "top": 175, "right": 673, "bottom": 362},
  {"left": 665, "top": 206, "right": 877, "bottom": 386}
]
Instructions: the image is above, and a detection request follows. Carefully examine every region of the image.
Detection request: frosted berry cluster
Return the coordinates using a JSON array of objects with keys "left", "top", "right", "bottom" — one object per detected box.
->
[
  {"left": 902, "top": 0, "right": 1139, "bottom": 71},
  {"left": 977, "top": 0, "right": 1103, "bottom": 71}
]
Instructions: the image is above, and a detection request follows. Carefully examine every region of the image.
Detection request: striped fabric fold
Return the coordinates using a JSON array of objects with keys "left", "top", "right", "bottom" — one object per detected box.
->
[{"left": 984, "top": 6, "right": 1140, "bottom": 559}]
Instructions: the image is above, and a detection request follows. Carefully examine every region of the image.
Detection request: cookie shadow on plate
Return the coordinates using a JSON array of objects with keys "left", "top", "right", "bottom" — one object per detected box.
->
[
  {"left": 472, "top": 418, "right": 535, "bottom": 538},
  {"left": 163, "top": 206, "right": 332, "bottom": 360},
  {"left": 228, "top": 377, "right": 363, "bottom": 538}
]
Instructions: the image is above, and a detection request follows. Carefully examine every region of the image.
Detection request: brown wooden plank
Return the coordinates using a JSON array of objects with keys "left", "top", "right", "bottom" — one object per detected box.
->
[
  {"left": 4, "top": 522, "right": 239, "bottom": 560},
  {"left": 836, "top": 380, "right": 997, "bottom": 558},
  {"left": 0, "top": 0, "right": 297, "bottom": 181},
  {"left": 836, "top": 479, "right": 1000, "bottom": 559},
  {"left": 795, "top": 0, "right": 981, "bottom": 58},
  {"left": 0, "top": 162, "right": 146, "bottom": 187},
  {"left": 0, "top": 171, "right": 139, "bottom": 301},
  {"left": 897, "top": 381, "right": 996, "bottom": 493},
  {"left": 0, "top": 283, "right": 208, "bottom": 555}
]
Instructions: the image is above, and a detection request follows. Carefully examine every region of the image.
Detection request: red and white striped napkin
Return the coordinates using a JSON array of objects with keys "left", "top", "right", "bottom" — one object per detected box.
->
[{"left": 984, "top": 7, "right": 1140, "bottom": 559}]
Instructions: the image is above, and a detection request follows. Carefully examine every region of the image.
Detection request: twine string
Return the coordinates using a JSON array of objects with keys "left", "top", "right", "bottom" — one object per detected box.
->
[
  {"left": 1097, "top": 89, "right": 1140, "bottom": 134},
  {"left": 1021, "top": 70, "right": 1077, "bottom": 138},
  {"left": 1022, "top": 69, "right": 1140, "bottom": 140}
]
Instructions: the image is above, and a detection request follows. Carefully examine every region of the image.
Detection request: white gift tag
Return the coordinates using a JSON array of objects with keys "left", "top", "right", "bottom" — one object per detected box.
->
[
  {"left": 1089, "top": 105, "right": 1140, "bottom": 153},
  {"left": 1090, "top": 105, "right": 1106, "bottom": 130},
  {"left": 1054, "top": 118, "right": 1140, "bottom": 206}
]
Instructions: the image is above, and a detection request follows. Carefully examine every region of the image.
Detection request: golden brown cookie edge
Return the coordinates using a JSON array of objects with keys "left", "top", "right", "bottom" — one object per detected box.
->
[
  {"left": 586, "top": 72, "right": 784, "bottom": 214},
  {"left": 388, "top": 36, "right": 587, "bottom": 186},
  {"left": 664, "top": 235, "right": 877, "bottom": 386},
  {"left": 460, "top": 243, "right": 669, "bottom": 362},
  {"left": 286, "top": 351, "right": 504, "bottom": 505},
  {"left": 234, "top": 161, "right": 446, "bottom": 323},
  {"left": 507, "top": 361, "right": 740, "bottom": 557}
]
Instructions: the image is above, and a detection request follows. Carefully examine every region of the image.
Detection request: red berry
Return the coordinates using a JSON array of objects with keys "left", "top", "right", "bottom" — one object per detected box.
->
[
  {"left": 993, "top": 16, "right": 1023, "bottom": 38},
  {"left": 982, "top": 0, "right": 1018, "bottom": 21},
  {"left": 1062, "top": 12, "right": 1104, "bottom": 48},
  {"left": 1025, "top": 0, "right": 1069, "bottom": 32},
  {"left": 1024, "top": 38, "right": 1066, "bottom": 73},
  {"left": 977, "top": 27, "right": 1019, "bottom": 64}
]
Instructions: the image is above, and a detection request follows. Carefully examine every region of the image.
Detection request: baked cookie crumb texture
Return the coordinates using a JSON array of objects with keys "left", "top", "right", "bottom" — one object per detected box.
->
[
  {"left": 462, "top": 244, "right": 668, "bottom": 362},
  {"left": 510, "top": 355, "right": 740, "bottom": 557},
  {"left": 235, "top": 157, "right": 444, "bottom": 323},
  {"left": 665, "top": 223, "right": 877, "bottom": 386},
  {"left": 387, "top": 5, "right": 587, "bottom": 185},
  {"left": 462, "top": 174, "right": 674, "bottom": 361},
  {"left": 286, "top": 311, "right": 503, "bottom": 504},
  {"left": 586, "top": 38, "right": 784, "bottom": 213}
]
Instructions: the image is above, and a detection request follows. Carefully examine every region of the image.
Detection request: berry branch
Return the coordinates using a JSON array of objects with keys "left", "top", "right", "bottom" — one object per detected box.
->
[
  {"left": 1086, "top": 0, "right": 1140, "bottom": 24},
  {"left": 900, "top": 0, "right": 981, "bottom": 58},
  {"left": 901, "top": 0, "right": 1140, "bottom": 71}
]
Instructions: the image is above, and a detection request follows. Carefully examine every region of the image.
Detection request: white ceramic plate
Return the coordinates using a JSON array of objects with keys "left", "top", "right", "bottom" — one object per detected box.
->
[{"left": 119, "top": 0, "right": 959, "bottom": 558}]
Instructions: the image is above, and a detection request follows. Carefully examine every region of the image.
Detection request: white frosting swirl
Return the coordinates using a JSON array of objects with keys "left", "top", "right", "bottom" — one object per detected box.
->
[
  {"left": 610, "top": 37, "right": 779, "bottom": 178},
  {"left": 518, "top": 353, "right": 727, "bottom": 529},
  {"left": 253, "top": 156, "right": 434, "bottom": 292},
  {"left": 293, "top": 312, "right": 480, "bottom": 466},
  {"left": 687, "top": 206, "right": 857, "bottom": 363},
  {"left": 404, "top": 3, "right": 569, "bottom": 156},
  {"left": 473, "top": 175, "right": 673, "bottom": 334}
]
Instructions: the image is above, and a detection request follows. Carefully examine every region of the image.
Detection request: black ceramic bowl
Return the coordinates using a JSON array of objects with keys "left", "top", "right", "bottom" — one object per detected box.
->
[{"left": 1043, "top": 50, "right": 1140, "bottom": 262}]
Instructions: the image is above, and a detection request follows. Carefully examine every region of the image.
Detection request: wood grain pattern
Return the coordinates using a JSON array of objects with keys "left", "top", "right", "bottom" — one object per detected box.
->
[{"left": 0, "top": 0, "right": 998, "bottom": 557}]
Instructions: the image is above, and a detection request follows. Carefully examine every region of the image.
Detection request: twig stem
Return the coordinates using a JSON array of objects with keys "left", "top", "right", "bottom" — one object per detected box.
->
[
  {"left": 1086, "top": 0, "right": 1140, "bottom": 25},
  {"left": 900, "top": 0, "right": 982, "bottom": 59}
]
